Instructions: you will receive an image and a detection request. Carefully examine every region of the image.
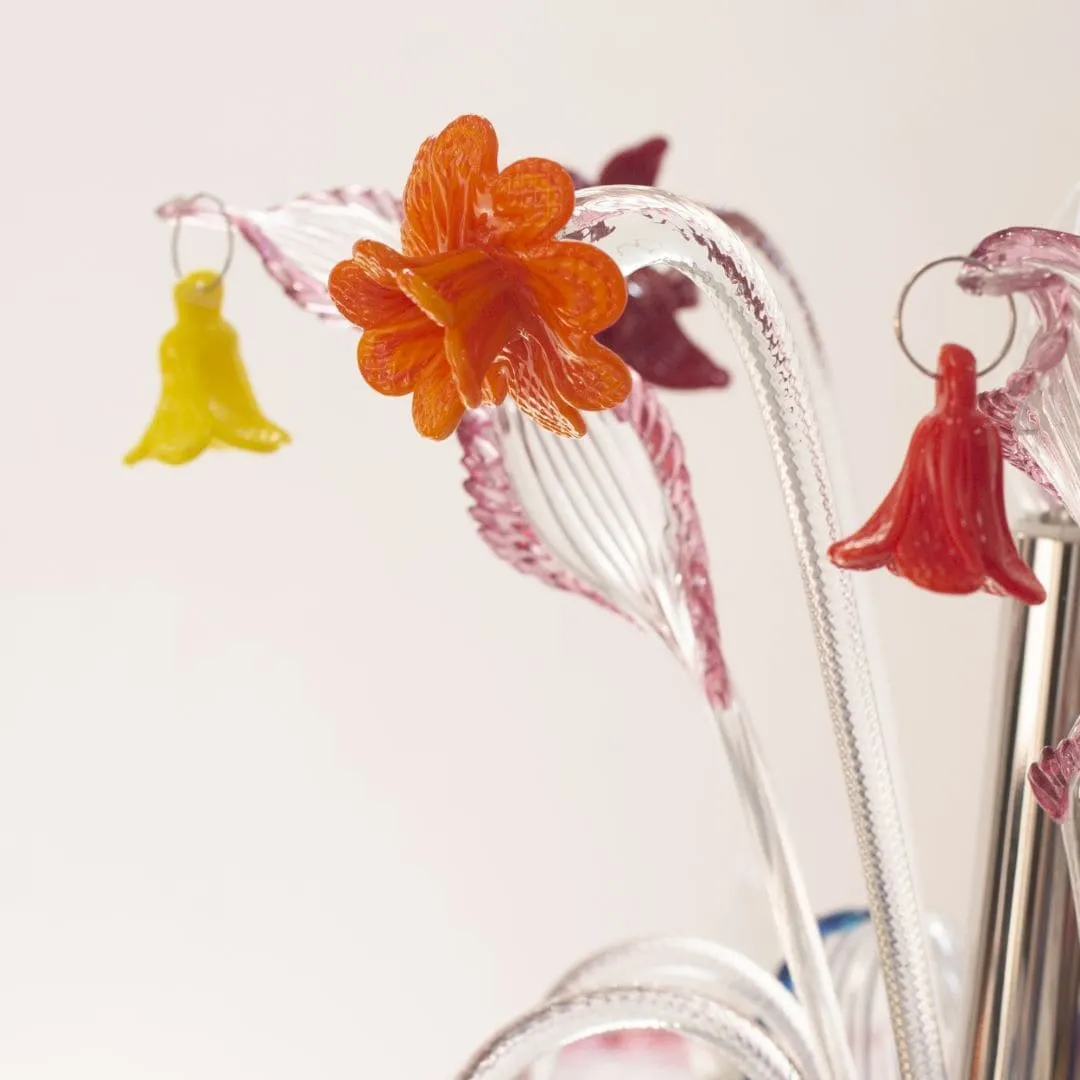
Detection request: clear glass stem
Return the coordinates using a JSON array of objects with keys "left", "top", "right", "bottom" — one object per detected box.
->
[
  {"left": 712, "top": 698, "right": 856, "bottom": 1080},
  {"left": 566, "top": 185, "right": 946, "bottom": 1080}
]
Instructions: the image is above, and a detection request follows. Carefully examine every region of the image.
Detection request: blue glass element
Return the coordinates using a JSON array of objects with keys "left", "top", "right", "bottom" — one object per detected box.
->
[{"left": 776, "top": 908, "right": 871, "bottom": 992}]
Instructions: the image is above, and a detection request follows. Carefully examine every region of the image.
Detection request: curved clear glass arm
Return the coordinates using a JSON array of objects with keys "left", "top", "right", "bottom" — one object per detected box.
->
[
  {"left": 544, "top": 936, "right": 820, "bottom": 1077},
  {"left": 565, "top": 186, "right": 945, "bottom": 1080},
  {"left": 456, "top": 986, "right": 805, "bottom": 1080}
]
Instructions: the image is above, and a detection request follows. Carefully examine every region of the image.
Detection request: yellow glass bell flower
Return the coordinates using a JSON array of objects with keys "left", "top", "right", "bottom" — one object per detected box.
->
[{"left": 125, "top": 270, "right": 290, "bottom": 466}]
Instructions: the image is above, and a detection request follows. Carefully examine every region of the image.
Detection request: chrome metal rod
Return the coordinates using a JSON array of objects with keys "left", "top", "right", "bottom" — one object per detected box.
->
[{"left": 962, "top": 512, "right": 1080, "bottom": 1080}]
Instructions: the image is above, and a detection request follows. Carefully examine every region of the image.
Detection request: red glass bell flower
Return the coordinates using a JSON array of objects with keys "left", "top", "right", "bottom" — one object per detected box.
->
[
  {"left": 569, "top": 138, "right": 730, "bottom": 391},
  {"left": 828, "top": 343, "right": 1046, "bottom": 605}
]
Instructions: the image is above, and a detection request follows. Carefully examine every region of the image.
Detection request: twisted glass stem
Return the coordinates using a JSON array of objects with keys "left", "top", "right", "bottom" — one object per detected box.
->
[{"left": 563, "top": 186, "right": 945, "bottom": 1080}]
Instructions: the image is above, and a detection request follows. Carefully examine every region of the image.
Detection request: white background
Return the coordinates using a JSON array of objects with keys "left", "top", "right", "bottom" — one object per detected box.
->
[{"left": 2, "top": 2, "right": 1079, "bottom": 1078}]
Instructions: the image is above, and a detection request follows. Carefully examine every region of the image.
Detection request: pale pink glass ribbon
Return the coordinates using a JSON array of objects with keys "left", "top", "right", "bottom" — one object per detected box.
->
[
  {"left": 962, "top": 227, "right": 1080, "bottom": 502},
  {"left": 157, "top": 188, "right": 403, "bottom": 319}
]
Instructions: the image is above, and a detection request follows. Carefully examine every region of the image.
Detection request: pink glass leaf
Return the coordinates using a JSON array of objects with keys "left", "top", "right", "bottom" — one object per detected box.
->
[
  {"left": 1029, "top": 720, "right": 1080, "bottom": 823},
  {"left": 156, "top": 188, "right": 402, "bottom": 319},
  {"left": 457, "top": 411, "right": 618, "bottom": 617},
  {"left": 458, "top": 378, "right": 730, "bottom": 709}
]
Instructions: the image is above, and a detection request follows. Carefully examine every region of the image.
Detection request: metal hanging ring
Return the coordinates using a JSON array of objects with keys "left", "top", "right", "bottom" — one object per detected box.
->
[
  {"left": 893, "top": 254, "right": 1017, "bottom": 380},
  {"left": 170, "top": 192, "right": 235, "bottom": 290}
]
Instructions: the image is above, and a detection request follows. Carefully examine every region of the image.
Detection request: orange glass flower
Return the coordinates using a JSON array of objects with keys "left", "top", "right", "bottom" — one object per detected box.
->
[{"left": 327, "top": 115, "right": 630, "bottom": 440}]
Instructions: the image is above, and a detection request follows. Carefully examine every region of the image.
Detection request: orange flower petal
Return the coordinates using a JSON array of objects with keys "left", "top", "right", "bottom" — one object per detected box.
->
[
  {"left": 525, "top": 241, "right": 628, "bottom": 334},
  {"left": 411, "top": 357, "right": 466, "bottom": 440},
  {"left": 356, "top": 313, "right": 444, "bottom": 396},
  {"left": 548, "top": 333, "right": 633, "bottom": 412},
  {"left": 395, "top": 249, "right": 499, "bottom": 323},
  {"left": 401, "top": 115, "right": 499, "bottom": 258},
  {"left": 490, "top": 158, "right": 575, "bottom": 249},
  {"left": 397, "top": 249, "right": 517, "bottom": 409},
  {"left": 351, "top": 237, "right": 411, "bottom": 276},
  {"left": 445, "top": 300, "right": 518, "bottom": 409},
  {"left": 503, "top": 333, "right": 586, "bottom": 438},
  {"left": 328, "top": 240, "right": 418, "bottom": 328},
  {"left": 481, "top": 361, "right": 510, "bottom": 406}
]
